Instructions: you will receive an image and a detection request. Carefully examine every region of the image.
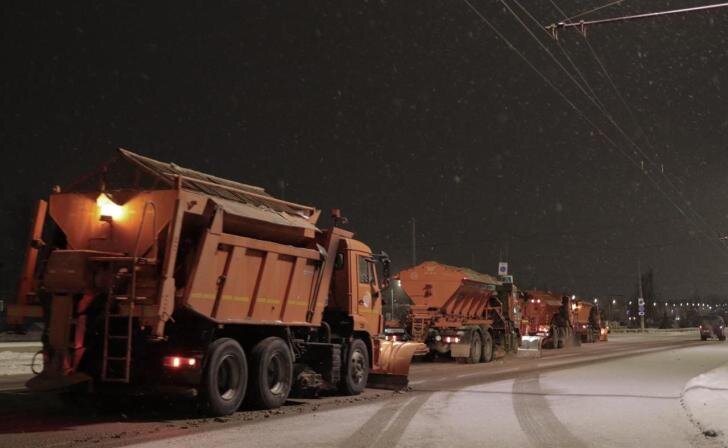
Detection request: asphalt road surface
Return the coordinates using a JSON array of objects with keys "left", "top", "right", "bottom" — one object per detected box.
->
[{"left": 1, "top": 332, "right": 726, "bottom": 448}]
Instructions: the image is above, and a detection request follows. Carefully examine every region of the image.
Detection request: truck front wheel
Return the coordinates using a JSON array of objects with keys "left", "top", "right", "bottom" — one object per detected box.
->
[
  {"left": 248, "top": 337, "right": 293, "bottom": 409},
  {"left": 200, "top": 338, "right": 248, "bottom": 416},
  {"left": 340, "top": 339, "right": 369, "bottom": 395}
]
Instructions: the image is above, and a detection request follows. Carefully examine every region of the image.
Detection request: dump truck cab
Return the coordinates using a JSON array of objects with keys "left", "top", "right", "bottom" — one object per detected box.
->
[{"left": 327, "top": 237, "right": 383, "bottom": 338}]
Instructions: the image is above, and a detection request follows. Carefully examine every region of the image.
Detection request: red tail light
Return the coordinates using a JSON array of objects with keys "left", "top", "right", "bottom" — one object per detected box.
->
[{"left": 164, "top": 356, "right": 197, "bottom": 368}]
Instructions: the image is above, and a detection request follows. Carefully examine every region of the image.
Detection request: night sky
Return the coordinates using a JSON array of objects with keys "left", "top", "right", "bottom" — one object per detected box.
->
[{"left": 1, "top": 1, "right": 727, "bottom": 300}]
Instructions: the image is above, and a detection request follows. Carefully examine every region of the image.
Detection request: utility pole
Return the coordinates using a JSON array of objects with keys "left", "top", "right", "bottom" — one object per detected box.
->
[
  {"left": 638, "top": 260, "right": 645, "bottom": 332},
  {"left": 411, "top": 218, "right": 416, "bottom": 267},
  {"left": 277, "top": 179, "right": 286, "bottom": 200}
]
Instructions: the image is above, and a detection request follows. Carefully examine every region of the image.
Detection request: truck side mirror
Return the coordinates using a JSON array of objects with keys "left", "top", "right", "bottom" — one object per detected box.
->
[{"left": 334, "top": 253, "right": 344, "bottom": 270}]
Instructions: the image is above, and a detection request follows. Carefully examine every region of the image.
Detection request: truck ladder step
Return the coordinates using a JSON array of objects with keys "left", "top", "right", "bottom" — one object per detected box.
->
[{"left": 101, "top": 261, "right": 138, "bottom": 384}]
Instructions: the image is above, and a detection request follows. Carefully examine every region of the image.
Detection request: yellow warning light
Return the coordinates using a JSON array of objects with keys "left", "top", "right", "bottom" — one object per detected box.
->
[{"left": 97, "top": 193, "right": 124, "bottom": 221}]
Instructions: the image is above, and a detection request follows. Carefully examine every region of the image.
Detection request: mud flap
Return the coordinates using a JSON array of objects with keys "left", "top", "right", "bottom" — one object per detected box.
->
[
  {"left": 517, "top": 335, "right": 543, "bottom": 358},
  {"left": 26, "top": 348, "right": 93, "bottom": 392},
  {"left": 368, "top": 339, "right": 426, "bottom": 390}
]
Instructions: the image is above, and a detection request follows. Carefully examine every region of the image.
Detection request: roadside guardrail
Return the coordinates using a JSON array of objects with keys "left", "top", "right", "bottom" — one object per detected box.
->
[{"left": 609, "top": 327, "right": 698, "bottom": 334}]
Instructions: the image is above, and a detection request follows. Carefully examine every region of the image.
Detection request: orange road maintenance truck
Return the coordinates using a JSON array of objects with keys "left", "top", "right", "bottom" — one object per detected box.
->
[
  {"left": 7, "top": 149, "right": 423, "bottom": 415},
  {"left": 519, "top": 290, "right": 579, "bottom": 350},
  {"left": 571, "top": 299, "right": 608, "bottom": 343},
  {"left": 396, "top": 261, "right": 520, "bottom": 363}
]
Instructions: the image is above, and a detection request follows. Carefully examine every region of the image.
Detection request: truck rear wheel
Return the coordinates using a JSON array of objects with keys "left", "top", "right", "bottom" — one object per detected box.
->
[
  {"left": 480, "top": 331, "right": 493, "bottom": 363},
  {"left": 200, "top": 338, "right": 248, "bottom": 416},
  {"left": 468, "top": 332, "right": 482, "bottom": 364},
  {"left": 340, "top": 339, "right": 369, "bottom": 395},
  {"left": 248, "top": 337, "right": 293, "bottom": 410},
  {"left": 555, "top": 327, "right": 565, "bottom": 348}
]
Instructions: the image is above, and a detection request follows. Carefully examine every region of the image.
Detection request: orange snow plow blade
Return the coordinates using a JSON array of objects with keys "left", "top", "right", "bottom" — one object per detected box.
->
[{"left": 367, "top": 339, "right": 427, "bottom": 390}]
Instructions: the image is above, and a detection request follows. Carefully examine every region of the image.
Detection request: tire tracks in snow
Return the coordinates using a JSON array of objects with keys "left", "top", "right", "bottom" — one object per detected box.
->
[
  {"left": 512, "top": 372, "right": 586, "bottom": 448},
  {"left": 338, "top": 393, "right": 431, "bottom": 448}
]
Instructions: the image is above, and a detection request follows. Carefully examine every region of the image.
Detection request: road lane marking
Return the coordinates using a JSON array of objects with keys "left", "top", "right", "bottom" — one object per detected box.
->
[{"left": 456, "top": 367, "right": 520, "bottom": 378}]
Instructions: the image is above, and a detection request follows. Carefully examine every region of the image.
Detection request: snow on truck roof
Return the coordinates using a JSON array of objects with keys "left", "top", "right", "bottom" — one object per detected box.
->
[
  {"left": 408, "top": 261, "right": 503, "bottom": 286},
  {"left": 62, "top": 148, "right": 320, "bottom": 234}
]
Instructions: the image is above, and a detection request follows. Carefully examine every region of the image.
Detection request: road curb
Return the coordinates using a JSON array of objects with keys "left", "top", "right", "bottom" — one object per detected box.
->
[{"left": 681, "top": 362, "right": 728, "bottom": 445}]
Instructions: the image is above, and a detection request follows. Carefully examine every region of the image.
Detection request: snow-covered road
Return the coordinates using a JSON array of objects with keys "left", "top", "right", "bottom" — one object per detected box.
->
[{"left": 127, "top": 336, "right": 728, "bottom": 448}]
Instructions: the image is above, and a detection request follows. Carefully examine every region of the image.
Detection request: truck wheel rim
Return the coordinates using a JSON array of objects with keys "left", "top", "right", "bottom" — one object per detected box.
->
[
  {"left": 267, "top": 353, "right": 286, "bottom": 396},
  {"left": 217, "top": 355, "right": 241, "bottom": 401},
  {"left": 350, "top": 350, "right": 366, "bottom": 384}
]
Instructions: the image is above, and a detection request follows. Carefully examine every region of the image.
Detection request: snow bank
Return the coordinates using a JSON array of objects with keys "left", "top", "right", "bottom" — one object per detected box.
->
[
  {"left": 0, "top": 351, "right": 36, "bottom": 376},
  {"left": 682, "top": 363, "right": 728, "bottom": 444}
]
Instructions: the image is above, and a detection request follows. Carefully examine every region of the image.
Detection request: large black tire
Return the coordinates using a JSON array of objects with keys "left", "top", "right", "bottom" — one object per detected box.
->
[
  {"left": 200, "top": 338, "right": 248, "bottom": 416},
  {"left": 701, "top": 335, "right": 708, "bottom": 341},
  {"left": 480, "top": 331, "right": 494, "bottom": 363},
  {"left": 339, "top": 339, "right": 369, "bottom": 395},
  {"left": 248, "top": 337, "right": 293, "bottom": 410},
  {"left": 555, "top": 327, "right": 566, "bottom": 349},
  {"left": 467, "top": 331, "right": 483, "bottom": 364}
]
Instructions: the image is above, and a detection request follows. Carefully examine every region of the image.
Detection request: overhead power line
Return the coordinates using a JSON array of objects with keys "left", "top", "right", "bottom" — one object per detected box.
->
[
  {"left": 561, "top": 0, "right": 627, "bottom": 23},
  {"left": 491, "top": 0, "right": 728, "bottom": 255},
  {"left": 542, "top": 0, "right": 728, "bottom": 253},
  {"left": 546, "top": 1, "right": 728, "bottom": 36},
  {"left": 457, "top": 0, "right": 728, "bottom": 266}
]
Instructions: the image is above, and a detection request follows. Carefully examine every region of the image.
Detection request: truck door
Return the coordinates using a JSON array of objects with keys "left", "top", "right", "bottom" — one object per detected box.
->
[{"left": 354, "top": 253, "right": 381, "bottom": 335}]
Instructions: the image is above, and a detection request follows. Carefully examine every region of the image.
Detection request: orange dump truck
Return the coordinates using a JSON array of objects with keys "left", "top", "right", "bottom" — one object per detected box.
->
[
  {"left": 520, "top": 290, "right": 578, "bottom": 349},
  {"left": 397, "top": 262, "right": 520, "bottom": 363},
  {"left": 8, "top": 149, "right": 422, "bottom": 416}
]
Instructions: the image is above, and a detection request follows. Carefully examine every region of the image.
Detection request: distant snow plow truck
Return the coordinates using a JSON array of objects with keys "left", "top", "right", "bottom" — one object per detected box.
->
[
  {"left": 7, "top": 149, "right": 423, "bottom": 416},
  {"left": 517, "top": 290, "right": 581, "bottom": 355},
  {"left": 396, "top": 262, "right": 520, "bottom": 363}
]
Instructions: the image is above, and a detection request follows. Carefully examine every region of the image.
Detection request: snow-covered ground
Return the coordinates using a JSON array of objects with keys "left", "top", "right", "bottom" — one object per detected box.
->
[
  {"left": 0, "top": 342, "right": 41, "bottom": 376},
  {"left": 0, "top": 351, "right": 37, "bottom": 376},
  {"left": 683, "top": 363, "right": 728, "bottom": 444}
]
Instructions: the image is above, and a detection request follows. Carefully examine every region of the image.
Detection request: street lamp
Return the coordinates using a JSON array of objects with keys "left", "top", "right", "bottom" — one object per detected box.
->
[{"left": 609, "top": 299, "right": 616, "bottom": 323}]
